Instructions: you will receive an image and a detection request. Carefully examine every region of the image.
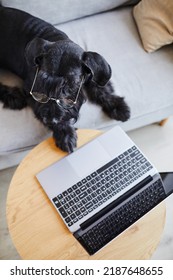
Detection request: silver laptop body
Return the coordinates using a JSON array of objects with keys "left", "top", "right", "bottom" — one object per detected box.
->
[{"left": 36, "top": 126, "right": 158, "bottom": 233}]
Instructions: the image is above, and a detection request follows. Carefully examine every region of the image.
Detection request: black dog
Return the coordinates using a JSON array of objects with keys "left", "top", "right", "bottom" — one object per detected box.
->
[{"left": 0, "top": 4, "right": 130, "bottom": 153}]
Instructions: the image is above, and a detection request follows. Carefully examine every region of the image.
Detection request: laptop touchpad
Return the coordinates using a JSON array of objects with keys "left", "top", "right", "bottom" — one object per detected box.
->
[{"left": 67, "top": 140, "right": 111, "bottom": 178}]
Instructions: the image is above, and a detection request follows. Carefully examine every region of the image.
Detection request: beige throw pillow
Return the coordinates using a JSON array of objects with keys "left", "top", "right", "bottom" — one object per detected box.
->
[{"left": 133, "top": 0, "right": 173, "bottom": 52}]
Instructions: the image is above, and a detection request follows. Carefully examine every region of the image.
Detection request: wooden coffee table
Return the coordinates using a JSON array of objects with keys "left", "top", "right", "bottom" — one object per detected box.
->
[{"left": 6, "top": 129, "right": 166, "bottom": 259}]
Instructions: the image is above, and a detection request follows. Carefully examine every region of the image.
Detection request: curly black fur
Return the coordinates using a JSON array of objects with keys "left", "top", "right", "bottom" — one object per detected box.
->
[{"left": 0, "top": 5, "right": 130, "bottom": 152}]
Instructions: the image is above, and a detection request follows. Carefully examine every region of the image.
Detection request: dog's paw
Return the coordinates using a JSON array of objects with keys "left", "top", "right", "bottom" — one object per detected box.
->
[
  {"left": 103, "top": 96, "right": 130, "bottom": 122},
  {"left": 0, "top": 84, "right": 27, "bottom": 110},
  {"left": 53, "top": 126, "right": 77, "bottom": 153}
]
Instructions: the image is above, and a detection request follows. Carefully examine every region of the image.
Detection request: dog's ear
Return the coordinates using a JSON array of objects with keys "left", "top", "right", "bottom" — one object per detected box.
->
[
  {"left": 25, "top": 38, "right": 49, "bottom": 66},
  {"left": 82, "top": 51, "right": 111, "bottom": 86}
]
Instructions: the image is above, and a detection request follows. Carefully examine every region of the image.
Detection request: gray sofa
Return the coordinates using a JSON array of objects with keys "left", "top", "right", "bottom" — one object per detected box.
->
[{"left": 1, "top": 0, "right": 173, "bottom": 169}]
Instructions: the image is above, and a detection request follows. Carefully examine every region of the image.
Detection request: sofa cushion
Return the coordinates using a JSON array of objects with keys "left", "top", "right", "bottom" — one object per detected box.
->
[
  {"left": 2, "top": 0, "right": 132, "bottom": 25},
  {"left": 133, "top": 0, "right": 173, "bottom": 53},
  {"left": 0, "top": 103, "right": 50, "bottom": 155},
  {"left": 0, "top": 70, "right": 50, "bottom": 155}
]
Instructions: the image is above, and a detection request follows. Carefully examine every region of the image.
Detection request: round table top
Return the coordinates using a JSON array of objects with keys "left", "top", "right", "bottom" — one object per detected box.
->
[{"left": 6, "top": 129, "right": 166, "bottom": 260}]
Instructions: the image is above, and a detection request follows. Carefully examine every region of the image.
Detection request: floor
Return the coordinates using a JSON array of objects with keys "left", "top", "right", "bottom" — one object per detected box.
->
[
  {"left": 0, "top": 119, "right": 173, "bottom": 260},
  {"left": 0, "top": 166, "right": 20, "bottom": 260},
  {"left": 128, "top": 121, "right": 173, "bottom": 260}
]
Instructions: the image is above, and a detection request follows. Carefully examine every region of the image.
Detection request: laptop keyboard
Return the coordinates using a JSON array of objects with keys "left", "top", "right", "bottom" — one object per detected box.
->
[
  {"left": 74, "top": 178, "right": 166, "bottom": 255},
  {"left": 52, "top": 146, "right": 153, "bottom": 227}
]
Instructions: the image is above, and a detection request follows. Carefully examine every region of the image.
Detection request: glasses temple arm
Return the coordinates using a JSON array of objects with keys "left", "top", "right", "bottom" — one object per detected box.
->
[
  {"left": 30, "top": 67, "right": 39, "bottom": 94},
  {"left": 74, "top": 76, "right": 85, "bottom": 104}
]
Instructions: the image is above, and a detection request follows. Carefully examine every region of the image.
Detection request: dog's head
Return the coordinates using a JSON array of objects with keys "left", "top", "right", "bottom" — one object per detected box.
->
[{"left": 25, "top": 38, "right": 112, "bottom": 122}]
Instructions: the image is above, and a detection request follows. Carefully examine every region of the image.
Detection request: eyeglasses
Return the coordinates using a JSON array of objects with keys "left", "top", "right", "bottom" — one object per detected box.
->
[{"left": 30, "top": 67, "right": 85, "bottom": 109}]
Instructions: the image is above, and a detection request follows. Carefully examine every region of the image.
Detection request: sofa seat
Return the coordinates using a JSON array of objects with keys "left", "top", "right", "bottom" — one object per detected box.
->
[{"left": 57, "top": 7, "right": 173, "bottom": 130}]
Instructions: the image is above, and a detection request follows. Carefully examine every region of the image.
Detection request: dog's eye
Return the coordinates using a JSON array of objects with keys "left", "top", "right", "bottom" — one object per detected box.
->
[
  {"left": 57, "top": 98, "right": 74, "bottom": 109},
  {"left": 34, "top": 54, "right": 44, "bottom": 66},
  {"left": 31, "top": 92, "right": 50, "bottom": 103}
]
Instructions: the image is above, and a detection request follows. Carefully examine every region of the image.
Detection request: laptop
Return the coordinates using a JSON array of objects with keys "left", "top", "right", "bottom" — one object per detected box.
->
[{"left": 36, "top": 126, "right": 173, "bottom": 255}]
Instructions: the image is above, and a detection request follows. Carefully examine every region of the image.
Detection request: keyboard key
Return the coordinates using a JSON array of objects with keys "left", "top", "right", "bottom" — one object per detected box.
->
[
  {"left": 85, "top": 202, "right": 94, "bottom": 209},
  {"left": 82, "top": 198, "right": 88, "bottom": 204},
  {"left": 72, "top": 205, "right": 78, "bottom": 211},
  {"left": 80, "top": 207, "right": 86, "bottom": 213},
  {"left": 81, "top": 186, "right": 87, "bottom": 191},
  {"left": 86, "top": 175, "right": 92, "bottom": 181},
  {"left": 118, "top": 154, "right": 124, "bottom": 159},
  {"left": 74, "top": 197, "right": 79, "bottom": 203},
  {"left": 75, "top": 189, "right": 81, "bottom": 195},
  {"left": 67, "top": 208, "right": 73, "bottom": 215},
  {"left": 72, "top": 184, "right": 78, "bottom": 190},
  {"left": 76, "top": 210, "right": 81, "bottom": 216},
  {"left": 79, "top": 192, "right": 87, "bottom": 199},
  {"left": 70, "top": 213, "right": 76, "bottom": 220},
  {"left": 77, "top": 201, "right": 83, "bottom": 208},
  {"left": 62, "top": 191, "right": 68, "bottom": 197},
  {"left": 65, "top": 217, "right": 71, "bottom": 223},
  {"left": 69, "top": 200, "right": 74, "bottom": 207},
  {"left": 58, "top": 207, "right": 67, "bottom": 218},
  {"left": 60, "top": 198, "right": 66, "bottom": 205},
  {"left": 57, "top": 194, "right": 63, "bottom": 200},
  {"left": 54, "top": 201, "right": 61, "bottom": 208},
  {"left": 91, "top": 172, "right": 97, "bottom": 177}
]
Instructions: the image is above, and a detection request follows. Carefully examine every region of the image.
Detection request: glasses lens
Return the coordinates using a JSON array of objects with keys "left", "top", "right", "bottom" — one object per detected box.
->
[
  {"left": 57, "top": 98, "right": 74, "bottom": 109},
  {"left": 31, "top": 92, "right": 50, "bottom": 103}
]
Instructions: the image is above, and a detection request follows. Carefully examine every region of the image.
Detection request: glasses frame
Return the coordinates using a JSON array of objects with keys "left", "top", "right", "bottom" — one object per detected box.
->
[{"left": 30, "top": 67, "right": 85, "bottom": 109}]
